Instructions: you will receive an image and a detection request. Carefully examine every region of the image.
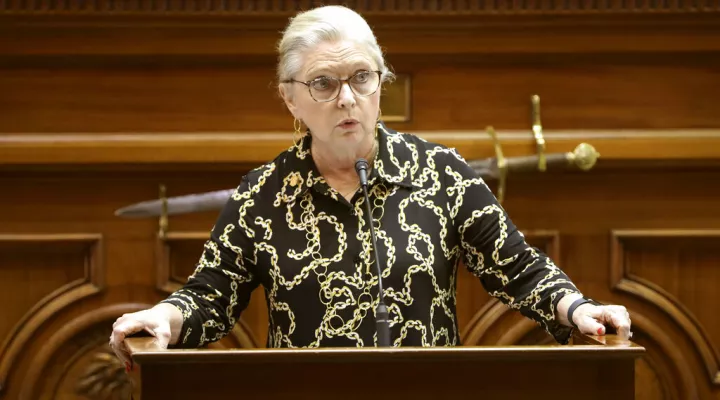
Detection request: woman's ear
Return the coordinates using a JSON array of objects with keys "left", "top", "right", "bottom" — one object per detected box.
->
[{"left": 279, "top": 84, "right": 300, "bottom": 119}]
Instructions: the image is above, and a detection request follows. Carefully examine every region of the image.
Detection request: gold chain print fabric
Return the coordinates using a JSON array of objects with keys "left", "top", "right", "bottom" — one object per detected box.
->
[{"left": 161, "top": 122, "right": 582, "bottom": 348}]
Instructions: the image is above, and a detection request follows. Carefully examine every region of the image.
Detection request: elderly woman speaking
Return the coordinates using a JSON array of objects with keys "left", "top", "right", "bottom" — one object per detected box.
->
[{"left": 109, "top": 5, "right": 632, "bottom": 368}]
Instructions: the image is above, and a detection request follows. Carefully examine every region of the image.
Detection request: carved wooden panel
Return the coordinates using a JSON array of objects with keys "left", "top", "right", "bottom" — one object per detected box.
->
[
  {"left": 156, "top": 231, "right": 208, "bottom": 293},
  {"left": 380, "top": 73, "right": 411, "bottom": 122},
  {"left": 611, "top": 230, "right": 720, "bottom": 386},
  {"left": 18, "top": 304, "right": 148, "bottom": 400},
  {"left": 0, "top": 233, "right": 104, "bottom": 394},
  {"left": 628, "top": 311, "right": 700, "bottom": 399},
  {"left": 636, "top": 356, "right": 670, "bottom": 400}
]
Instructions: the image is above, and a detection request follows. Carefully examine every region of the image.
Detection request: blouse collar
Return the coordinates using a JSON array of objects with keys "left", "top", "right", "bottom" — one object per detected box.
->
[{"left": 278, "top": 121, "right": 419, "bottom": 204}]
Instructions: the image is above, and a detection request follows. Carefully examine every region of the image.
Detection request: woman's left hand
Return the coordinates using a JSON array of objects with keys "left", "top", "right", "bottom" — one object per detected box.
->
[{"left": 572, "top": 303, "right": 633, "bottom": 340}]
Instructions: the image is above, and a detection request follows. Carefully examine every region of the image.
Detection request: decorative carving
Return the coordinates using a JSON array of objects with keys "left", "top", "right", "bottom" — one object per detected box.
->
[
  {"left": 460, "top": 230, "right": 560, "bottom": 345},
  {"left": 471, "top": 301, "right": 698, "bottom": 399},
  {"left": 19, "top": 303, "right": 150, "bottom": 400},
  {"left": 635, "top": 357, "right": 671, "bottom": 400},
  {"left": 0, "top": 233, "right": 104, "bottom": 395},
  {"left": 75, "top": 348, "right": 134, "bottom": 400},
  {"left": 611, "top": 230, "right": 720, "bottom": 385},
  {"left": 70, "top": 318, "right": 134, "bottom": 400},
  {"left": 625, "top": 310, "right": 700, "bottom": 400},
  {"left": 0, "top": 0, "right": 716, "bottom": 14}
]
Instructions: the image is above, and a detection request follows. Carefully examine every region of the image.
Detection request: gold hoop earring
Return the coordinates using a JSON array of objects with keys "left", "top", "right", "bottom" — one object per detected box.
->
[
  {"left": 293, "top": 118, "right": 303, "bottom": 147},
  {"left": 374, "top": 108, "right": 383, "bottom": 138},
  {"left": 375, "top": 109, "right": 383, "bottom": 138}
]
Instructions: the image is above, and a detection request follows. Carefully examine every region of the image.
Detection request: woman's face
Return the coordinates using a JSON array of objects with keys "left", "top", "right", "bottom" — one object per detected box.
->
[{"left": 282, "top": 40, "right": 381, "bottom": 160}]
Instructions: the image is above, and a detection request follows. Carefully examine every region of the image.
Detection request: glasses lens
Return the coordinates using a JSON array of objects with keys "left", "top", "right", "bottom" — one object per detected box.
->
[
  {"left": 308, "top": 72, "right": 381, "bottom": 102},
  {"left": 350, "top": 71, "right": 380, "bottom": 96},
  {"left": 309, "top": 77, "right": 340, "bottom": 102}
]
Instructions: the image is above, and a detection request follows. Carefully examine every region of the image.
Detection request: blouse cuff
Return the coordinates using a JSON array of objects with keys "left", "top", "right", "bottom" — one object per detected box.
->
[
  {"left": 546, "top": 289, "right": 582, "bottom": 345},
  {"left": 158, "top": 296, "right": 201, "bottom": 349}
]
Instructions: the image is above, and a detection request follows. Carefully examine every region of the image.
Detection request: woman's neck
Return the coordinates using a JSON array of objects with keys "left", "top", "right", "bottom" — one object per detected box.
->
[{"left": 312, "top": 136, "right": 379, "bottom": 187}]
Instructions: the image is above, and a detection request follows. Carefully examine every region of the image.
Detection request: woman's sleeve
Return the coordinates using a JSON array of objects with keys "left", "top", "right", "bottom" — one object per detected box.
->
[
  {"left": 443, "top": 148, "right": 582, "bottom": 344},
  {"left": 159, "top": 176, "right": 261, "bottom": 348}
]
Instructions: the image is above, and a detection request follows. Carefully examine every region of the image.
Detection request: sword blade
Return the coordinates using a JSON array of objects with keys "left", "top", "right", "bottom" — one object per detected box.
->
[{"left": 114, "top": 189, "right": 235, "bottom": 218}]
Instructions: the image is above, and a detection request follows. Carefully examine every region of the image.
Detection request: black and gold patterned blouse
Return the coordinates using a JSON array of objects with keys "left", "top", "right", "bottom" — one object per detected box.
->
[{"left": 161, "top": 122, "right": 582, "bottom": 348}]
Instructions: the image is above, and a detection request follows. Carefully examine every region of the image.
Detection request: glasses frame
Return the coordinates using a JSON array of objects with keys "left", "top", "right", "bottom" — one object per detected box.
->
[{"left": 282, "top": 70, "right": 383, "bottom": 103}]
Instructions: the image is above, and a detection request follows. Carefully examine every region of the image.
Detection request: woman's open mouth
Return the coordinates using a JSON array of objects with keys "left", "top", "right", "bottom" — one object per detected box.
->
[{"left": 338, "top": 119, "right": 359, "bottom": 129}]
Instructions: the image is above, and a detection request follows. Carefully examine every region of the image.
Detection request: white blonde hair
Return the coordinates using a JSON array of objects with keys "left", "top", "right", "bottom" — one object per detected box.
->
[{"left": 276, "top": 5, "right": 395, "bottom": 84}]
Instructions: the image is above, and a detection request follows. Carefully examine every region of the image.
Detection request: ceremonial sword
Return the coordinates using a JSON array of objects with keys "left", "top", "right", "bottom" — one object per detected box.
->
[{"left": 114, "top": 143, "right": 599, "bottom": 219}]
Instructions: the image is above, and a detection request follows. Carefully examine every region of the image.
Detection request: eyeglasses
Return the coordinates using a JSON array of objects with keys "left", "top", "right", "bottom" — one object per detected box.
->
[{"left": 282, "top": 70, "right": 382, "bottom": 103}]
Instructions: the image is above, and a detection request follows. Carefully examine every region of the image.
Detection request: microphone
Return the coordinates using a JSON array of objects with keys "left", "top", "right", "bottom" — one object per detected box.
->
[{"left": 354, "top": 158, "right": 391, "bottom": 347}]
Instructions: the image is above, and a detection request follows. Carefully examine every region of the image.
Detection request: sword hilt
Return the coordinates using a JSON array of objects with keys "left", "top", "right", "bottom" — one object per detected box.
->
[{"left": 159, "top": 184, "right": 168, "bottom": 239}]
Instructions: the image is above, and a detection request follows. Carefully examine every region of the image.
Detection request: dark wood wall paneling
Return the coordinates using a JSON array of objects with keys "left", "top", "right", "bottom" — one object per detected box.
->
[{"left": 1, "top": 2, "right": 719, "bottom": 399}]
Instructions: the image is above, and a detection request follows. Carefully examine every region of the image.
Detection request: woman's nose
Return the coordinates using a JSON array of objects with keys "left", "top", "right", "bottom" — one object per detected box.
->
[{"left": 337, "top": 82, "right": 356, "bottom": 108}]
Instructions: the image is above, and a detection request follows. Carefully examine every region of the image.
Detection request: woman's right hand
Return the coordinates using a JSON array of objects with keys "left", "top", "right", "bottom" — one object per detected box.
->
[{"left": 109, "top": 304, "right": 179, "bottom": 371}]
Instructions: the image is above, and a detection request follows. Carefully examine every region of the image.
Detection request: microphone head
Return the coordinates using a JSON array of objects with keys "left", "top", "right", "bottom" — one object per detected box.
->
[{"left": 355, "top": 158, "right": 369, "bottom": 173}]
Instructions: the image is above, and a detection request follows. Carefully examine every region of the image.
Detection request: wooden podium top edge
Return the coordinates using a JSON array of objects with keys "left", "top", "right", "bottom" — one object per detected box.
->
[{"left": 126, "top": 334, "right": 645, "bottom": 364}]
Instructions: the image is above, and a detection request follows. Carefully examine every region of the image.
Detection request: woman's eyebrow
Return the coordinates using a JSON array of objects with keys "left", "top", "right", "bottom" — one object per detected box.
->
[{"left": 305, "top": 63, "right": 372, "bottom": 78}]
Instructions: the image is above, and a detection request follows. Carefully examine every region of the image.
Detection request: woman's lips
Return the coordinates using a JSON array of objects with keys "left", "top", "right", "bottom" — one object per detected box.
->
[{"left": 338, "top": 121, "right": 359, "bottom": 129}]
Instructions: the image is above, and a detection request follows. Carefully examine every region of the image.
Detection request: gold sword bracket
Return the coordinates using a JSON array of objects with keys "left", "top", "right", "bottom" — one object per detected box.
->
[
  {"left": 158, "top": 184, "right": 169, "bottom": 240},
  {"left": 531, "top": 94, "right": 546, "bottom": 172},
  {"left": 487, "top": 125, "right": 507, "bottom": 204}
]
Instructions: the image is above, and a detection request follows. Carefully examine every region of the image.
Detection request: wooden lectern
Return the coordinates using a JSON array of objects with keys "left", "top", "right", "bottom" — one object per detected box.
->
[{"left": 126, "top": 333, "right": 644, "bottom": 400}]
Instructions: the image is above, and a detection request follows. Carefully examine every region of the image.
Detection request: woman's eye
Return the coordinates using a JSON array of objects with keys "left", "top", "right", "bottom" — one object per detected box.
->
[
  {"left": 353, "top": 72, "right": 370, "bottom": 83},
  {"left": 311, "top": 78, "right": 332, "bottom": 90}
]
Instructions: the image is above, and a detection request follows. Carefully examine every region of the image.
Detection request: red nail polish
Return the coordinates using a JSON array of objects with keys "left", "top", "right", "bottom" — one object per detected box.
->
[
  {"left": 597, "top": 327, "right": 604, "bottom": 335},
  {"left": 125, "top": 362, "right": 130, "bottom": 372}
]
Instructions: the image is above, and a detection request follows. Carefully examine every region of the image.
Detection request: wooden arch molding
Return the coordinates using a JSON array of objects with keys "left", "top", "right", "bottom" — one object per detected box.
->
[
  {"left": 461, "top": 298, "right": 516, "bottom": 345},
  {"left": 462, "top": 298, "right": 699, "bottom": 399},
  {"left": 17, "top": 302, "right": 259, "bottom": 399},
  {"left": 0, "top": 233, "right": 104, "bottom": 395},
  {"left": 629, "top": 311, "right": 700, "bottom": 400},
  {"left": 18, "top": 303, "right": 152, "bottom": 400},
  {"left": 611, "top": 230, "right": 720, "bottom": 385}
]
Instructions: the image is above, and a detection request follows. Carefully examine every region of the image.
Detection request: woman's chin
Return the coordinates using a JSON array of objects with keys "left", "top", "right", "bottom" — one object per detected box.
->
[
  {"left": 334, "top": 128, "right": 363, "bottom": 144},
  {"left": 335, "top": 126, "right": 361, "bottom": 137}
]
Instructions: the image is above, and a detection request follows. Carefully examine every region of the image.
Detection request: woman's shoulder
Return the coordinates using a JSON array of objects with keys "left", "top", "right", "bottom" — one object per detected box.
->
[
  {"left": 381, "top": 125, "right": 471, "bottom": 170},
  {"left": 241, "top": 160, "right": 279, "bottom": 188},
  {"left": 231, "top": 143, "right": 309, "bottom": 200}
]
